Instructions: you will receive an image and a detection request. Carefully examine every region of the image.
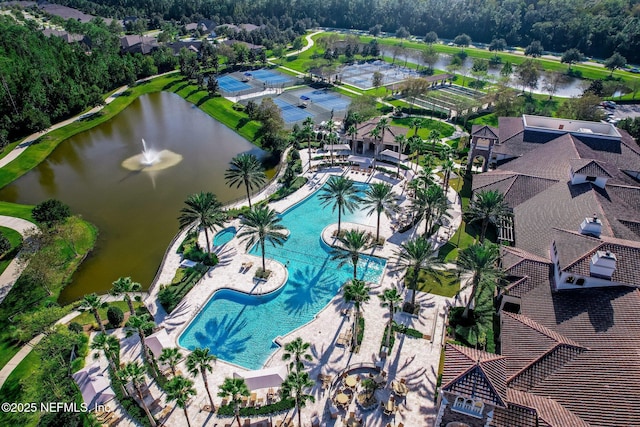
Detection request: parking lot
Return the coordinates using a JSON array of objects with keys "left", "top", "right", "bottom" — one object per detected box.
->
[{"left": 610, "top": 103, "right": 640, "bottom": 120}]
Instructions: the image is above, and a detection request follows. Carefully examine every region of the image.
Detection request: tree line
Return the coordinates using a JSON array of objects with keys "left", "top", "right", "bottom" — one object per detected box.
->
[{"left": 54, "top": 0, "right": 640, "bottom": 63}]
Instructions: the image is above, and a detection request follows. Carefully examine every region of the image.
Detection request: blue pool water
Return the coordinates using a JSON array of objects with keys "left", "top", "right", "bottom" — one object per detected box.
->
[
  {"left": 178, "top": 183, "right": 386, "bottom": 369},
  {"left": 213, "top": 227, "right": 236, "bottom": 247}
]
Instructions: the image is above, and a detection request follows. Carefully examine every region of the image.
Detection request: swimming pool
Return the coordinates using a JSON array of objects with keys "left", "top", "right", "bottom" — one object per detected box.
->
[
  {"left": 213, "top": 226, "right": 236, "bottom": 247},
  {"left": 178, "top": 183, "right": 386, "bottom": 369}
]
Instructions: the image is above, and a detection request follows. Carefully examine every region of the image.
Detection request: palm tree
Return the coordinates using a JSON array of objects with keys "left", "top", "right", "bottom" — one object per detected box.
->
[
  {"left": 375, "top": 117, "right": 390, "bottom": 158},
  {"left": 379, "top": 287, "right": 403, "bottom": 349},
  {"left": 80, "top": 293, "right": 107, "bottom": 334},
  {"left": 158, "top": 347, "right": 183, "bottom": 377},
  {"left": 395, "top": 236, "right": 442, "bottom": 309},
  {"left": 441, "top": 158, "right": 455, "bottom": 191},
  {"left": 237, "top": 205, "right": 288, "bottom": 271},
  {"left": 412, "top": 184, "right": 449, "bottom": 236},
  {"left": 347, "top": 124, "right": 358, "bottom": 154},
  {"left": 165, "top": 376, "right": 196, "bottom": 427},
  {"left": 457, "top": 242, "right": 502, "bottom": 319},
  {"left": 110, "top": 276, "right": 141, "bottom": 316},
  {"left": 218, "top": 377, "right": 250, "bottom": 427},
  {"left": 326, "top": 132, "right": 339, "bottom": 167},
  {"left": 408, "top": 135, "right": 424, "bottom": 172},
  {"left": 409, "top": 117, "right": 423, "bottom": 138},
  {"left": 118, "top": 362, "right": 157, "bottom": 427},
  {"left": 281, "top": 371, "right": 316, "bottom": 427},
  {"left": 178, "top": 192, "right": 226, "bottom": 255},
  {"left": 331, "top": 229, "right": 369, "bottom": 279},
  {"left": 282, "top": 337, "right": 312, "bottom": 373},
  {"left": 466, "top": 189, "right": 511, "bottom": 242},
  {"left": 90, "top": 333, "right": 120, "bottom": 373},
  {"left": 343, "top": 279, "right": 371, "bottom": 348},
  {"left": 367, "top": 126, "right": 381, "bottom": 157},
  {"left": 428, "top": 129, "right": 440, "bottom": 151},
  {"left": 186, "top": 348, "right": 217, "bottom": 411},
  {"left": 361, "top": 183, "right": 399, "bottom": 242},
  {"left": 318, "top": 176, "right": 359, "bottom": 234},
  {"left": 394, "top": 134, "right": 407, "bottom": 176},
  {"left": 302, "top": 117, "right": 314, "bottom": 168},
  {"left": 224, "top": 153, "right": 267, "bottom": 208},
  {"left": 125, "top": 314, "right": 156, "bottom": 363}
]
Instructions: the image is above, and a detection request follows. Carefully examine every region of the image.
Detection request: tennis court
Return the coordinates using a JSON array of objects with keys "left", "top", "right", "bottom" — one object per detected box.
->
[
  {"left": 273, "top": 98, "right": 313, "bottom": 123},
  {"left": 339, "top": 61, "right": 419, "bottom": 90},
  {"left": 251, "top": 69, "right": 293, "bottom": 85},
  {"left": 301, "top": 90, "right": 351, "bottom": 111},
  {"left": 218, "top": 75, "right": 252, "bottom": 92}
]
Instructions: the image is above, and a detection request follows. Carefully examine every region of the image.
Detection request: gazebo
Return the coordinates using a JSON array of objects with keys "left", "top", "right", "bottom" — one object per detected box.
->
[
  {"left": 146, "top": 328, "right": 173, "bottom": 359},
  {"left": 72, "top": 364, "right": 116, "bottom": 408},
  {"left": 379, "top": 149, "right": 409, "bottom": 163}
]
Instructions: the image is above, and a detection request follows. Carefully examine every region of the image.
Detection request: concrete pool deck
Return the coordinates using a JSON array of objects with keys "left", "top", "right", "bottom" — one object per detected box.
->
[{"left": 129, "top": 152, "right": 467, "bottom": 426}]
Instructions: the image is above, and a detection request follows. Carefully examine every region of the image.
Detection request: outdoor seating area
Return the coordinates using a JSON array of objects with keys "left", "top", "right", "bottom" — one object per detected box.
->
[
  {"left": 241, "top": 261, "right": 254, "bottom": 273},
  {"left": 382, "top": 395, "right": 398, "bottom": 416},
  {"left": 391, "top": 378, "right": 409, "bottom": 397},
  {"left": 336, "top": 330, "right": 353, "bottom": 347}
]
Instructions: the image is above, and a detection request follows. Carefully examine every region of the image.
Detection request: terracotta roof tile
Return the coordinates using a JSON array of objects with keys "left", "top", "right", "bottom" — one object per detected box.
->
[
  {"left": 505, "top": 389, "right": 590, "bottom": 427},
  {"left": 442, "top": 344, "right": 508, "bottom": 407}
]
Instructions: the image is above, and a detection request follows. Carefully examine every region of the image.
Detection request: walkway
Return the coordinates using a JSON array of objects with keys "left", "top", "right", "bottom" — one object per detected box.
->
[{"left": 0, "top": 216, "right": 37, "bottom": 304}]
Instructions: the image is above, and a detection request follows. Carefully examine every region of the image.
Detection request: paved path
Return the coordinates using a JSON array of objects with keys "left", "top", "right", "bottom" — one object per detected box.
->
[{"left": 0, "top": 216, "right": 37, "bottom": 304}]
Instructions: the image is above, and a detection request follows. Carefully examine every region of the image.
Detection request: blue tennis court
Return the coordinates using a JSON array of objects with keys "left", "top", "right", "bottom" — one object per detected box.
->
[
  {"left": 251, "top": 69, "right": 292, "bottom": 85},
  {"left": 273, "top": 98, "right": 313, "bottom": 123},
  {"left": 301, "top": 90, "right": 351, "bottom": 110},
  {"left": 218, "top": 75, "right": 252, "bottom": 92}
]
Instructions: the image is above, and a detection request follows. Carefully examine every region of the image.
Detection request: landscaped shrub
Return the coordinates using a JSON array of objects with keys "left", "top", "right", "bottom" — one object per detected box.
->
[
  {"left": 32, "top": 199, "right": 71, "bottom": 227},
  {"left": 217, "top": 398, "right": 295, "bottom": 417},
  {"left": 107, "top": 306, "right": 125, "bottom": 328},
  {"left": 68, "top": 322, "right": 83, "bottom": 333},
  {"left": 158, "top": 264, "right": 209, "bottom": 313},
  {"left": 255, "top": 268, "right": 271, "bottom": 280},
  {"left": 0, "top": 233, "right": 10, "bottom": 256},
  {"left": 109, "top": 370, "right": 153, "bottom": 427}
]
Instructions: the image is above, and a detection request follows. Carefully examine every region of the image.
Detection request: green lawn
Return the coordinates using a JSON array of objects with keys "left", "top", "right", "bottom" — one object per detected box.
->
[
  {"left": 414, "top": 269, "right": 460, "bottom": 297},
  {"left": 0, "top": 227, "right": 22, "bottom": 277},
  {"left": 0, "top": 350, "right": 40, "bottom": 427},
  {"left": 390, "top": 117, "right": 455, "bottom": 138},
  {"left": 72, "top": 300, "right": 145, "bottom": 329}
]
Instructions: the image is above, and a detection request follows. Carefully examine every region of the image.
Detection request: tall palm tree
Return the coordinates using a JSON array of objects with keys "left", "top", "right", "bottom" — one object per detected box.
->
[
  {"left": 343, "top": 279, "right": 371, "bottom": 348},
  {"left": 281, "top": 371, "right": 315, "bottom": 427},
  {"left": 379, "top": 287, "right": 403, "bottom": 349},
  {"left": 428, "top": 129, "right": 440, "bottom": 151},
  {"left": 361, "top": 183, "right": 399, "bottom": 242},
  {"left": 282, "top": 337, "right": 312, "bottom": 373},
  {"left": 347, "top": 124, "right": 358, "bottom": 154},
  {"left": 394, "top": 134, "right": 407, "bottom": 177},
  {"left": 186, "top": 348, "right": 217, "bottom": 411},
  {"left": 441, "top": 158, "right": 456, "bottom": 191},
  {"left": 395, "top": 236, "right": 442, "bottom": 308},
  {"left": 408, "top": 135, "right": 424, "bottom": 172},
  {"left": 217, "top": 377, "right": 250, "bottom": 427},
  {"left": 466, "top": 189, "right": 511, "bottom": 242},
  {"left": 326, "top": 132, "right": 339, "bottom": 167},
  {"left": 118, "top": 362, "right": 157, "bottom": 427},
  {"left": 302, "top": 117, "right": 314, "bottom": 168},
  {"left": 165, "top": 376, "right": 196, "bottom": 427},
  {"left": 110, "top": 276, "right": 141, "bottom": 316},
  {"left": 367, "top": 126, "right": 381, "bottom": 157},
  {"left": 375, "top": 117, "right": 390, "bottom": 158},
  {"left": 318, "top": 176, "right": 359, "bottom": 234},
  {"left": 331, "top": 229, "right": 369, "bottom": 279},
  {"left": 90, "top": 333, "right": 120, "bottom": 373},
  {"left": 158, "top": 347, "right": 183, "bottom": 377},
  {"left": 178, "top": 192, "right": 226, "bottom": 255},
  {"left": 409, "top": 117, "right": 423, "bottom": 138},
  {"left": 80, "top": 293, "right": 107, "bottom": 334},
  {"left": 412, "top": 184, "right": 449, "bottom": 236},
  {"left": 224, "top": 153, "right": 267, "bottom": 208},
  {"left": 237, "top": 205, "right": 288, "bottom": 271},
  {"left": 416, "top": 165, "right": 435, "bottom": 189},
  {"left": 125, "top": 314, "right": 156, "bottom": 363},
  {"left": 457, "top": 242, "right": 502, "bottom": 319}
]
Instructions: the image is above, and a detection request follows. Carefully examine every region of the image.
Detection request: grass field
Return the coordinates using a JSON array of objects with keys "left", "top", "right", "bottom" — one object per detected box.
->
[{"left": 0, "top": 227, "right": 23, "bottom": 277}]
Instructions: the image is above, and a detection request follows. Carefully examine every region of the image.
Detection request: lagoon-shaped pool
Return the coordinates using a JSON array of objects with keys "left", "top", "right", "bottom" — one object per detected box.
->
[{"left": 178, "top": 182, "right": 386, "bottom": 369}]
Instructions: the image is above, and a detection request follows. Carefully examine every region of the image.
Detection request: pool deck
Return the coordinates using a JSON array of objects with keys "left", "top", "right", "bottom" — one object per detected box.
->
[{"left": 107, "top": 149, "right": 468, "bottom": 427}]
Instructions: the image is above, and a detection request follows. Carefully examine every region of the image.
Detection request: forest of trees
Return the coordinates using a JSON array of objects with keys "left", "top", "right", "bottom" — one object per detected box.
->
[{"left": 54, "top": 0, "right": 640, "bottom": 63}]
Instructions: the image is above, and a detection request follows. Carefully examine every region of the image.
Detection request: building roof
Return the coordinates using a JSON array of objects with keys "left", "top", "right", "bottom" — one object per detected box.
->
[
  {"left": 569, "top": 158, "right": 613, "bottom": 178},
  {"left": 503, "top": 389, "right": 590, "bottom": 427},
  {"left": 42, "top": 28, "right": 85, "bottom": 43},
  {"left": 471, "top": 124, "right": 499, "bottom": 139},
  {"left": 441, "top": 344, "right": 508, "bottom": 407},
  {"left": 354, "top": 119, "right": 407, "bottom": 145}
]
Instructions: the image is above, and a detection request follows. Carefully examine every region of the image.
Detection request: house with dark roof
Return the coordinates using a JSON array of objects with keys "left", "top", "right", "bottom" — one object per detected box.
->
[
  {"left": 119, "top": 35, "right": 158, "bottom": 54},
  {"left": 437, "top": 115, "right": 640, "bottom": 427}
]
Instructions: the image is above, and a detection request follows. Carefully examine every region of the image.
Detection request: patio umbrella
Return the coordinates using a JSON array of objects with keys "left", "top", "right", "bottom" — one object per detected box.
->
[
  {"left": 72, "top": 364, "right": 116, "bottom": 408},
  {"left": 233, "top": 365, "right": 288, "bottom": 391}
]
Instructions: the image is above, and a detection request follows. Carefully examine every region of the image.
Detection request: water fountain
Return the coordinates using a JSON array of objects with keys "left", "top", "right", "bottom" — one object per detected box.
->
[{"left": 122, "top": 138, "right": 183, "bottom": 171}]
